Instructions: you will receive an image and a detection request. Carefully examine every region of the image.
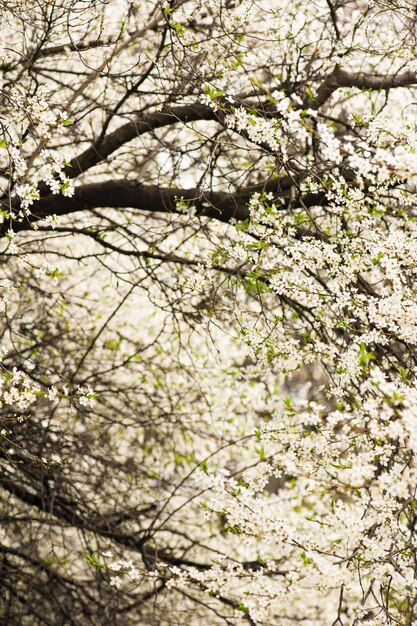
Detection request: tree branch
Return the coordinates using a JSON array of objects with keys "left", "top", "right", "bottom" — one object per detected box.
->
[
  {"left": 313, "top": 66, "right": 417, "bottom": 108},
  {"left": 3, "top": 179, "right": 326, "bottom": 234},
  {"left": 66, "top": 104, "right": 219, "bottom": 178}
]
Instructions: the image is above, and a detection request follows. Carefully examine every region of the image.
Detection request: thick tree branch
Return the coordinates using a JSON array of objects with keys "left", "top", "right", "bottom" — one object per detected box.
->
[
  {"left": 3, "top": 179, "right": 326, "bottom": 234},
  {"left": 65, "top": 97, "right": 283, "bottom": 181},
  {"left": 66, "top": 104, "right": 219, "bottom": 178},
  {"left": 313, "top": 66, "right": 417, "bottom": 108}
]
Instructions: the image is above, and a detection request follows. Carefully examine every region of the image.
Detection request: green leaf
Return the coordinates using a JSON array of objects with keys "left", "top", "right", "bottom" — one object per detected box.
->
[
  {"left": 83, "top": 552, "right": 104, "bottom": 569},
  {"left": 255, "top": 445, "right": 266, "bottom": 461},
  {"left": 358, "top": 343, "right": 375, "bottom": 368},
  {"left": 301, "top": 551, "right": 313, "bottom": 566},
  {"left": 199, "top": 460, "right": 209, "bottom": 473}
]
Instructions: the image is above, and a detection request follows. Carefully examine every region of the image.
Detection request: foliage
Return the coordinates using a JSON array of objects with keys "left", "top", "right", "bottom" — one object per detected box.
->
[{"left": 2, "top": 1, "right": 417, "bottom": 624}]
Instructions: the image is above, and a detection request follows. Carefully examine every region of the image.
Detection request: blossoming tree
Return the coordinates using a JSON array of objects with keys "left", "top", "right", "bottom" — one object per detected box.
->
[{"left": 2, "top": 0, "right": 417, "bottom": 624}]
